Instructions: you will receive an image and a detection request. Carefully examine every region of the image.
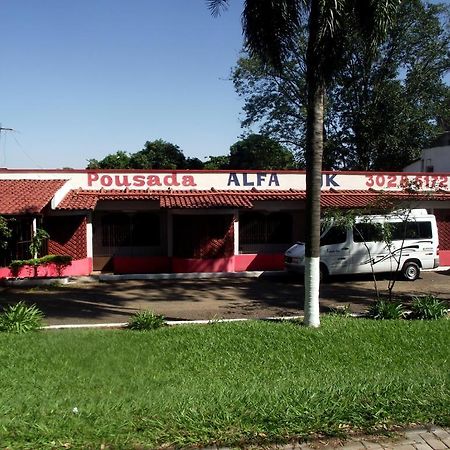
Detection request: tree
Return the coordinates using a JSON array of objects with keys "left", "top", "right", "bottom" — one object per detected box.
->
[
  {"left": 130, "top": 139, "right": 188, "bottom": 169},
  {"left": 232, "top": 51, "right": 308, "bottom": 166},
  {"left": 87, "top": 151, "right": 131, "bottom": 169},
  {"left": 328, "top": 0, "right": 450, "bottom": 170},
  {"left": 29, "top": 228, "right": 50, "bottom": 259},
  {"left": 229, "top": 134, "right": 296, "bottom": 169},
  {"left": 203, "top": 155, "right": 230, "bottom": 169},
  {"left": 0, "top": 216, "right": 12, "bottom": 251},
  {"left": 232, "top": 0, "right": 450, "bottom": 170},
  {"left": 86, "top": 140, "right": 205, "bottom": 170},
  {"left": 185, "top": 157, "right": 205, "bottom": 170},
  {"left": 209, "top": 0, "right": 400, "bottom": 327}
]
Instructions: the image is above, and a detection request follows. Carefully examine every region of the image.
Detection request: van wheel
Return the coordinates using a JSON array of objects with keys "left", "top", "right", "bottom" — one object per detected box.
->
[{"left": 402, "top": 261, "right": 420, "bottom": 281}]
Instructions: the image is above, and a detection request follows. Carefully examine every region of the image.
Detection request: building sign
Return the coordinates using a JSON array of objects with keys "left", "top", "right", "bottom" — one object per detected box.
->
[
  {"left": 83, "top": 171, "right": 449, "bottom": 192},
  {"left": 87, "top": 172, "right": 197, "bottom": 188},
  {"left": 0, "top": 170, "right": 448, "bottom": 192}
]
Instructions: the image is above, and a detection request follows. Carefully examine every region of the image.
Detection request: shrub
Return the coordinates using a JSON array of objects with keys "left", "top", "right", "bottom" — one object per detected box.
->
[
  {"left": 411, "top": 295, "right": 448, "bottom": 320},
  {"left": 368, "top": 299, "right": 405, "bottom": 320},
  {"left": 328, "top": 304, "right": 352, "bottom": 317},
  {"left": 9, "top": 254, "right": 72, "bottom": 277},
  {"left": 128, "top": 310, "right": 165, "bottom": 331},
  {"left": 0, "top": 302, "right": 44, "bottom": 333}
]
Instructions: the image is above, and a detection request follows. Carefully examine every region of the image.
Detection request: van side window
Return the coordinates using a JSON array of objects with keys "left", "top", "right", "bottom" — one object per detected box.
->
[
  {"left": 353, "top": 223, "right": 384, "bottom": 243},
  {"left": 320, "top": 227, "right": 347, "bottom": 246},
  {"left": 390, "top": 221, "right": 432, "bottom": 240}
]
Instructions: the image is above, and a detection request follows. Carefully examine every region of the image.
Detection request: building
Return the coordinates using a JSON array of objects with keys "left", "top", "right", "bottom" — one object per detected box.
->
[
  {"left": 403, "top": 132, "right": 450, "bottom": 172},
  {"left": 1, "top": 168, "right": 450, "bottom": 278}
]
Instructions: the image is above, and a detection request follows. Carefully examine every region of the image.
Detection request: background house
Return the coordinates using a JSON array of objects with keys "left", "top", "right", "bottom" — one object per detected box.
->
[{"left": 403, "top": 131, "right": 450, "bottom": 172}]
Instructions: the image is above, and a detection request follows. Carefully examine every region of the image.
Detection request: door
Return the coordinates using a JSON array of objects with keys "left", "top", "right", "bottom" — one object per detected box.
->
[
  {"left": 173, "top": 215, "right": 234, "bottom": 259},
  {"left": 320, "top": 226, "right": 350, "bottom": 275},
  {"left": 351, "top": 222, "right": 391, "bottom": 274}
]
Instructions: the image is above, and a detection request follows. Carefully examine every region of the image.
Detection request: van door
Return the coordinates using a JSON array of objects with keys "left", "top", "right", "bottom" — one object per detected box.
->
[
  {"left": 320, "top": 227, "right": 350, "bottom": 275},
  {"left": 351, "top": 222, "right": 393, "bottom": 274}
]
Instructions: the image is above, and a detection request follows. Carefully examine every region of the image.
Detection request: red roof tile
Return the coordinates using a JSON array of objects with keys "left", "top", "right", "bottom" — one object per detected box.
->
[
  {"left": 55, "top": 188, "right": 450, "bottom": 211},
  {"left": 57, "top": 189, "right": 160, "bottom": 210},
  {"left": 320, "top": 190, "right": 450, "bottom": 208},
  {"left": 0, "top": 179, "right": 66, "bottom": 215},
  {"left": 56, "top": 189, "right": 307, "bottom": 210},
  {"left": 160, "top": 191, "right": 254, "bottom": 208}
]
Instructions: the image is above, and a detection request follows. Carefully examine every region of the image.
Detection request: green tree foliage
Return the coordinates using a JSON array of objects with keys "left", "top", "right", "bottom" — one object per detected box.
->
[
  {"left": 203, "top": 155, "right": 230, "bottom": 169},
  {"left": 232, "top": 0, "right": 450, "bottom": 171},
  {"left": 87, "top": 151, "right": 131, "bottom": 169},
  {"left": 130, "top": 140, "right": 188, "bottom": 169},
  {"left": 29, "top": 228, "right": 50, "bottom": 258},
  {"left": 233, "top": 55, "right": 307, "bottom": 164},
  {"left": 86, "top": 136, "right": 296, "bottom": 170},
  {"left": 86, "top": 140, "right": 204, "bottom": 170},
  {"left": 0, "top": 216, "right": 12, "bottom": 250},
  {"left": 229, "top": 134, "right": 296, "bottom": 169}
]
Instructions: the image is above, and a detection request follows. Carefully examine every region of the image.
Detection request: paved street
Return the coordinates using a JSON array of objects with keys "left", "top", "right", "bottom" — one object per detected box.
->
[{"left": 0, "top": 269, "right": 449, "bottom": 325}]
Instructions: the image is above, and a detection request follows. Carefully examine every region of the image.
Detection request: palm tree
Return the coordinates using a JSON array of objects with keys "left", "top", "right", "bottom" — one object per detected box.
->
[{"left": 208, "top": 0, "right": 400, "bottom": 327}]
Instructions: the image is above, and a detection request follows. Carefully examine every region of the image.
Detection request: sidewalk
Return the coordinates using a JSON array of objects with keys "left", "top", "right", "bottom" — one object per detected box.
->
[{"left": 275, "top": 426, "right": 450, "bottom": 449}]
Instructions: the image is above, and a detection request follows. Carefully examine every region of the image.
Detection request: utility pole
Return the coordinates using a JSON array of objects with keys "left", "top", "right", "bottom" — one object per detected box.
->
[
  {"left": 0, "top": 125, "right": 14, "bottom": 134},
  {"left": 0, "top": 124, "right": 14, "bottom": 166}
]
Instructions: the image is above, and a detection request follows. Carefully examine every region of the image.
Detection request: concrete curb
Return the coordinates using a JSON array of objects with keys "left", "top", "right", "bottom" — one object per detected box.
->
[
  {"left": 0, "top": 277, "right": 70, "bottom": 287},
  {"left": 42, "top": 315, "right": 305, "bottom": 330},
  {"left": 97, "top": 270, "right": 284, "bottom": 282}
]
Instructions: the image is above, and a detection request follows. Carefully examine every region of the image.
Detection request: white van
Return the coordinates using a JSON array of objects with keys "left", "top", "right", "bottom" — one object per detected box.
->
[{"left": 285, "top": 209, "right": 440, "bottom": 280}]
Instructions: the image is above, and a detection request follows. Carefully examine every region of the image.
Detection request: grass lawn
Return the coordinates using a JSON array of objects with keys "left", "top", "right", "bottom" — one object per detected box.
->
[{"left": 0, "top": 317, "right": 448, "bottom": 449}]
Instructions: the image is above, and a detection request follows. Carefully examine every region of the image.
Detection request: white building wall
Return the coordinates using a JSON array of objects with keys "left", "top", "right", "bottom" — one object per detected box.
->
[{"left": 404, "top": 146, "right": 450, "bottom": 172}]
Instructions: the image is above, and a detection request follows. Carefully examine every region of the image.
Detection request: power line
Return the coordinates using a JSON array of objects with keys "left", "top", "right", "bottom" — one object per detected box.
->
[{"left": 0, "top": 125, "right": 44, "bottom": 168}]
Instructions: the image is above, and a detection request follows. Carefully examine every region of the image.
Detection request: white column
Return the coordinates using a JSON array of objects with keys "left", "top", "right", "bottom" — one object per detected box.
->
[
  {"left": 233, "top": 211, "right": 239, "bottom": 255},
  {"left": 86, "top": 213, "right": 93, "bottom": 259},
  {"left": 167, "top": 212, "right": 173, "bottom": 257},
  {"left": 31, "top": 217, "right": 37, "bottom": 258}
]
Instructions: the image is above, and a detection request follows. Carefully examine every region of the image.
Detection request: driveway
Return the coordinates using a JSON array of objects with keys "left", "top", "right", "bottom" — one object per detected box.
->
[{"left": 0, "top": 270, "right": 449, "bottom": 326}]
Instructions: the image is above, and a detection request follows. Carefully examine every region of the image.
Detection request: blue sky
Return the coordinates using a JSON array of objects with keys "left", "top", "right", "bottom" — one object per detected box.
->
[{"left": 0, "top": 1, "right": 246, "bottom": 169}]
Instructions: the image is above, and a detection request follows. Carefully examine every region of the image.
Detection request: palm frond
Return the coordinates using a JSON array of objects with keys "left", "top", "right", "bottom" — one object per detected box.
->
[
  {"left": 353, "top": 0, "right": 402, "bottom": 50},
  {"left": 207, "top": 0, "right": 230, "bottom": 18},
  {"left": 243, "top": 0, "right": 305, "bottom": 70}
]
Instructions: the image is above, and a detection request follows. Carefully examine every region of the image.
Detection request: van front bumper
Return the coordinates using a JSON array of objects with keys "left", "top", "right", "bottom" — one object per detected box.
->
[{"left": 285, "top": 256, "right": 305, "bottom": 274}]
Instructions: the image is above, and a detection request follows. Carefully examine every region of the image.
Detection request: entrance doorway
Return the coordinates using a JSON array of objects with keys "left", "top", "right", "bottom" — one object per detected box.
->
[{"left": 173, "top": 215, "right": 234, "bottom": 259}]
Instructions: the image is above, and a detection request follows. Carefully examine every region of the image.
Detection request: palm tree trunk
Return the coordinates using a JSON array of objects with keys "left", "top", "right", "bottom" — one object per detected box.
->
[{"left": 304, "top": 0, "right": 324, "bottom": 327}]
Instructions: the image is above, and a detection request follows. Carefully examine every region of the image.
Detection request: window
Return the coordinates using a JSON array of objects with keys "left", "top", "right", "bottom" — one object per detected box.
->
[
  {"left": 352, "top": 220, "right": 433, "bottom": 243},
  {"left": 320, "top": 226, "right": 347, "bottom": 246},
  {"left": 101, "top": 212, "right": 160, "bottom": 247},
  {"left": 390, "top": 221, "right": 432, "bottom": 241},
  {"left": 0, "top": 217, "right": 33, "bottom": 266},
  {"left": 353, "top": 223, "right": 384, "bottom": 243},
  {"left": 133, "top": 213, "right": 161, "bottom": 246},
  {"left": 240, "top": 212, "right": 292, "bottom": 245}
]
